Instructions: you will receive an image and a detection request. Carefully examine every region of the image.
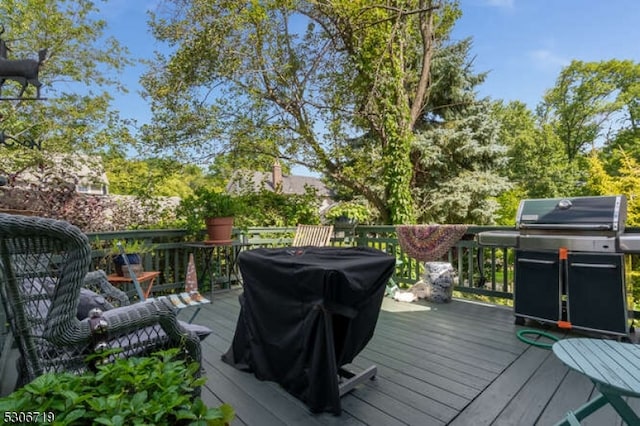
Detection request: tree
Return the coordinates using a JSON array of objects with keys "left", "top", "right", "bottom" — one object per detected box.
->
[
  {"left": 539, "top": 60, "right": 640, "bottom": 162},
  {"left": 586, "top": 150, "right": 640, "bottom": 226},
  {"left": 410, "top": 39, "right": 510, "bottom": 224},
  {"left": 490, "top": 60, "right": 640, "bottom": 208},
  {"left": 142, "top": 0, "right": 490, "bottom": 224},
  {"left": 104, "top": 151, "right": 210, "bottom": 198},
  {"left": 493, "top": 100, "right": 582, "bottom": 201},
  {"left": 0, "top": 0, "right": 134, "bottom": 183}
]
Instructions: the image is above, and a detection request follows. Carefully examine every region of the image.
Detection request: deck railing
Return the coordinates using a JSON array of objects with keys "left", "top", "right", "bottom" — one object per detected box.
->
[
  {"left": 2, "top": 224, "right": 640, "bottom": 381},
  {"left": 81, "top": 225, "right": 517, "bottom": 299},
  {"left": 78, "top": 224, "right": 639, "bottom": 302}
]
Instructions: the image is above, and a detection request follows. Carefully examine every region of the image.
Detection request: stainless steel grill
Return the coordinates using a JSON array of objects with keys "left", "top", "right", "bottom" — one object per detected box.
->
[
  {"left": 477, "top": 195, "right": 638, "bottom": 336},
  {"left": 478, "top": 195, "right": 640, "bottom": 253}
]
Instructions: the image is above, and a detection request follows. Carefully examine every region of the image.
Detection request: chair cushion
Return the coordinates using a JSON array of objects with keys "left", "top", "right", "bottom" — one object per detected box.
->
[
  {"left": 34, "top": 278, "right": 115, "bottom": 320},
  {"left": 77, "top": 288, "right": 114, "bottom": 320},
  {"left": 178, "top": 320, "right": 212, "bottom": 341}
]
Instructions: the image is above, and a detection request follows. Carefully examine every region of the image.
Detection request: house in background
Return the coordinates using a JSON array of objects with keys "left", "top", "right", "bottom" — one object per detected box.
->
[
  {"left": 226, "top": 159, "right": 335, "bottom": 212},
  {"left": 6, "top": 154, "right": 109, "bottom": 195}
]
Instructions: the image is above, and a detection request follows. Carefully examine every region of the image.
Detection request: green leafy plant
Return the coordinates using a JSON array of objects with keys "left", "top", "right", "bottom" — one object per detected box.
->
[
  {"left": 195, "top": 188, "right": 240, "bottom": 218},
  {"left": 106, "top": 239, "right": 156, "bottom": 256},
  {"left": 0, "top": 349, "right": 234, "bottom": 426},
  {"left": 235, "top": 188, "right": 321, "bottom": 228},
  {"left": 177, "top": 188, "right": 244, "bottom": 238},
  {"left": 325, "top": 201, "right": 371, "bottom": 224}
]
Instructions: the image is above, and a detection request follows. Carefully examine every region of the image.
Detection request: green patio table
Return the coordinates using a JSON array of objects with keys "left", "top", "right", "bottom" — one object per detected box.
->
[{"left": 552, "top": 338, "right": 640, "bottom": 425}]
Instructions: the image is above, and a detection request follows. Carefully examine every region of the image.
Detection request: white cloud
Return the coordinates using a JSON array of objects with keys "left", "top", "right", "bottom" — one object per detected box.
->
[{"left": 528, "top": 49, "right": 570, "bottom": 70}]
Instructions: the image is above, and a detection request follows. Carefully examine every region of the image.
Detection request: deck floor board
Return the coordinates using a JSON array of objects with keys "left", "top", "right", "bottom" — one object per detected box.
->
[{"left": 193, "top": 289, "right": 632, "bottom": 425}]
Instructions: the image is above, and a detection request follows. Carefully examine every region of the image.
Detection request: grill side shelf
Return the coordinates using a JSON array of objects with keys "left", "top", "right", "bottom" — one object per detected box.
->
[
  {"left": 476, "top": 230, "right": 518, "bottom": 247},
  {"left": 618, "top": 233, "right": 640, "bottom": 253}
]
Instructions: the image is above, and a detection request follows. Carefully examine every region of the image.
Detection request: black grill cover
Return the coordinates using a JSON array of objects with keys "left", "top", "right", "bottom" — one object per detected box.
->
[{"left": 221, "top": 246, "right": 395, "bottom": 414}]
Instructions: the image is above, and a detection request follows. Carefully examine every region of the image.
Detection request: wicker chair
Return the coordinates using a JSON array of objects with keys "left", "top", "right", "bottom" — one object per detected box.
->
[{"left": 0, "top": 213, "right": 203, "bottom": 389}]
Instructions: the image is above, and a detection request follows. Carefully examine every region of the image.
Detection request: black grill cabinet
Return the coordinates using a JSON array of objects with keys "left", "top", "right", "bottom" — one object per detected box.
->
[
  {"left": 514, "top": 250, "right": 628, "bottom": 335},
  {"left": 478, "top": 195, "right": 636, "bottom": 337},
  {"left": 222, "top": 246, "right": 395, "bottom": 414}
]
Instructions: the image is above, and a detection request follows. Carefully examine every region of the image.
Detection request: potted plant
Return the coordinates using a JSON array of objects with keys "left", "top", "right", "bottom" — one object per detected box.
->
[
  {"left": 178, "top": 188, "right": 242, "bottom": 243},
  {"left": 109, "top": 239, "right": 155, "bottom": 277}
]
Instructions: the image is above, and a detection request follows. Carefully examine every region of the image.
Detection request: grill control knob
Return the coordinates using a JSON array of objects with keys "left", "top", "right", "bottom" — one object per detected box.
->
[{"left": 557, "top": 199, "right": 572, "bottom": 210}]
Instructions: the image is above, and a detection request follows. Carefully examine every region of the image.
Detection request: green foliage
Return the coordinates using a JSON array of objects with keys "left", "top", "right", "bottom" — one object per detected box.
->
[
  {"left": 601, "top": 127, "right": 640, "bottom": 176},
  {"left": 0, "top": 349, "right": 234, "bottom": 426},
  {"left": 235, "top": 189, "right": 321, "bottom": 228},
  {"left": 489, "top": 59, "right": 640, "bottom": 210},
  {"left": 177, "top": 188, "right": 243, "bottom": 236},
  {"left": 585, "top": 150, "right": 640, "bottom": 226},
  {"left": 325, "top": 201, "right": 371, "bottom": 223},
  {"left": 141, "top": 0, "right": 467, "bottom": 224},
  {"left": 185, "top": 189, "right": 240, "bottom": 217},
  {"left": 104, "top": 152, "right": 212, "bottom": 198},
  {"left": 413, "top": 98, "right": 511, "bottom": 224},
  {"left": 493, "top": 101, "right": 582, "bottom": 199},
  {"left": 0, "top": 1, "right": 135, "bottom": 180},
  {"left": 630, "top": 269, "right": 640, "bottom": 313},
  {"left": 494, "top": 188, "right": 525, "bottom": 226},
  {"left": 539, "top": 59, "right": 640, "bottom": 161},
  {"left": 106, "top": 239, "right": 156, "bottom": 256},
  {"left": 176, "top": 186, "right": 321, "bottom": 235}
]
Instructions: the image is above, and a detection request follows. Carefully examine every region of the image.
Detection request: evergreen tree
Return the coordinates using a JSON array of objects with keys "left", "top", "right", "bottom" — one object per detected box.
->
[
  {"left": 411, "top": 40, "right": 510, "bottom": 224},
  {"left": 413, "top": 100, "right": 510, "bottom": 224}
]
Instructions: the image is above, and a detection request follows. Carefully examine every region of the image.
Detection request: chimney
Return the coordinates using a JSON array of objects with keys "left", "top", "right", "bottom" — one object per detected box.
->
[{"left": 272, "top": 158, "right": 282, "bottom": 192}]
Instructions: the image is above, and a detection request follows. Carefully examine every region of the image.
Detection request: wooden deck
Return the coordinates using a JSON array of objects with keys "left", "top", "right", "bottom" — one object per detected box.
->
[{"left": 187, "top": 289, "right": 638, "bottom": 426}]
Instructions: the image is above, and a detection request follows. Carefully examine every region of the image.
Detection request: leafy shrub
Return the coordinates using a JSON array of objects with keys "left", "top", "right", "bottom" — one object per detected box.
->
[
  {"left": 176, "top": 187, "right": 322, "bottom": 235},
  {"left": 0, "top": 349, "right": 234, "bottom": 425},
  {"left": 179, "top": 189, "right": 242, "bottom": 219},
  {"left": 325, "top": 200, "right": 371, "bottom": 223},
  {"left": 235, "top": 188, "right": 321, "bottom": 228},
  {"left": 105, "top": 239, "right": 156, "bottom": 256}
]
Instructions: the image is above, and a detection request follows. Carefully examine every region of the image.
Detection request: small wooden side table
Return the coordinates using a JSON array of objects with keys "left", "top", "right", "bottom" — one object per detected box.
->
[{"left": 107, "top": 271, "right": 160, "bottom": 300}]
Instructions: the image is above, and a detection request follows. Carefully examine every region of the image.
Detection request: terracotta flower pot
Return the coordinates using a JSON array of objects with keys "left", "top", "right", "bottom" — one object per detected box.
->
[{"left": 205, "top": 217, "right": 234, "bottom": 243}]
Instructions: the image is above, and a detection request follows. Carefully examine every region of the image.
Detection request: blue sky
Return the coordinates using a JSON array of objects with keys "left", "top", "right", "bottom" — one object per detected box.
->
[
  {"left": 99, "top": 0, "right": 640, "bottom": 157},
  {"left": 452, "top": 0, "right": 640, "bottom": 108}
]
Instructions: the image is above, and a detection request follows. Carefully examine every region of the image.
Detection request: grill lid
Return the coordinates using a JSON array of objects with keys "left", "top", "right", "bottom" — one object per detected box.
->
[{"left": 516, "top": 195, "right": 627, "bottom": 233}]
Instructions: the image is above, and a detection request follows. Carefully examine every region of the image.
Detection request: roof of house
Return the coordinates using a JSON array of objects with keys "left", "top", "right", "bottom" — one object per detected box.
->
[{"left": 226, "top": 170, "right": 333, "bottom": 197}]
